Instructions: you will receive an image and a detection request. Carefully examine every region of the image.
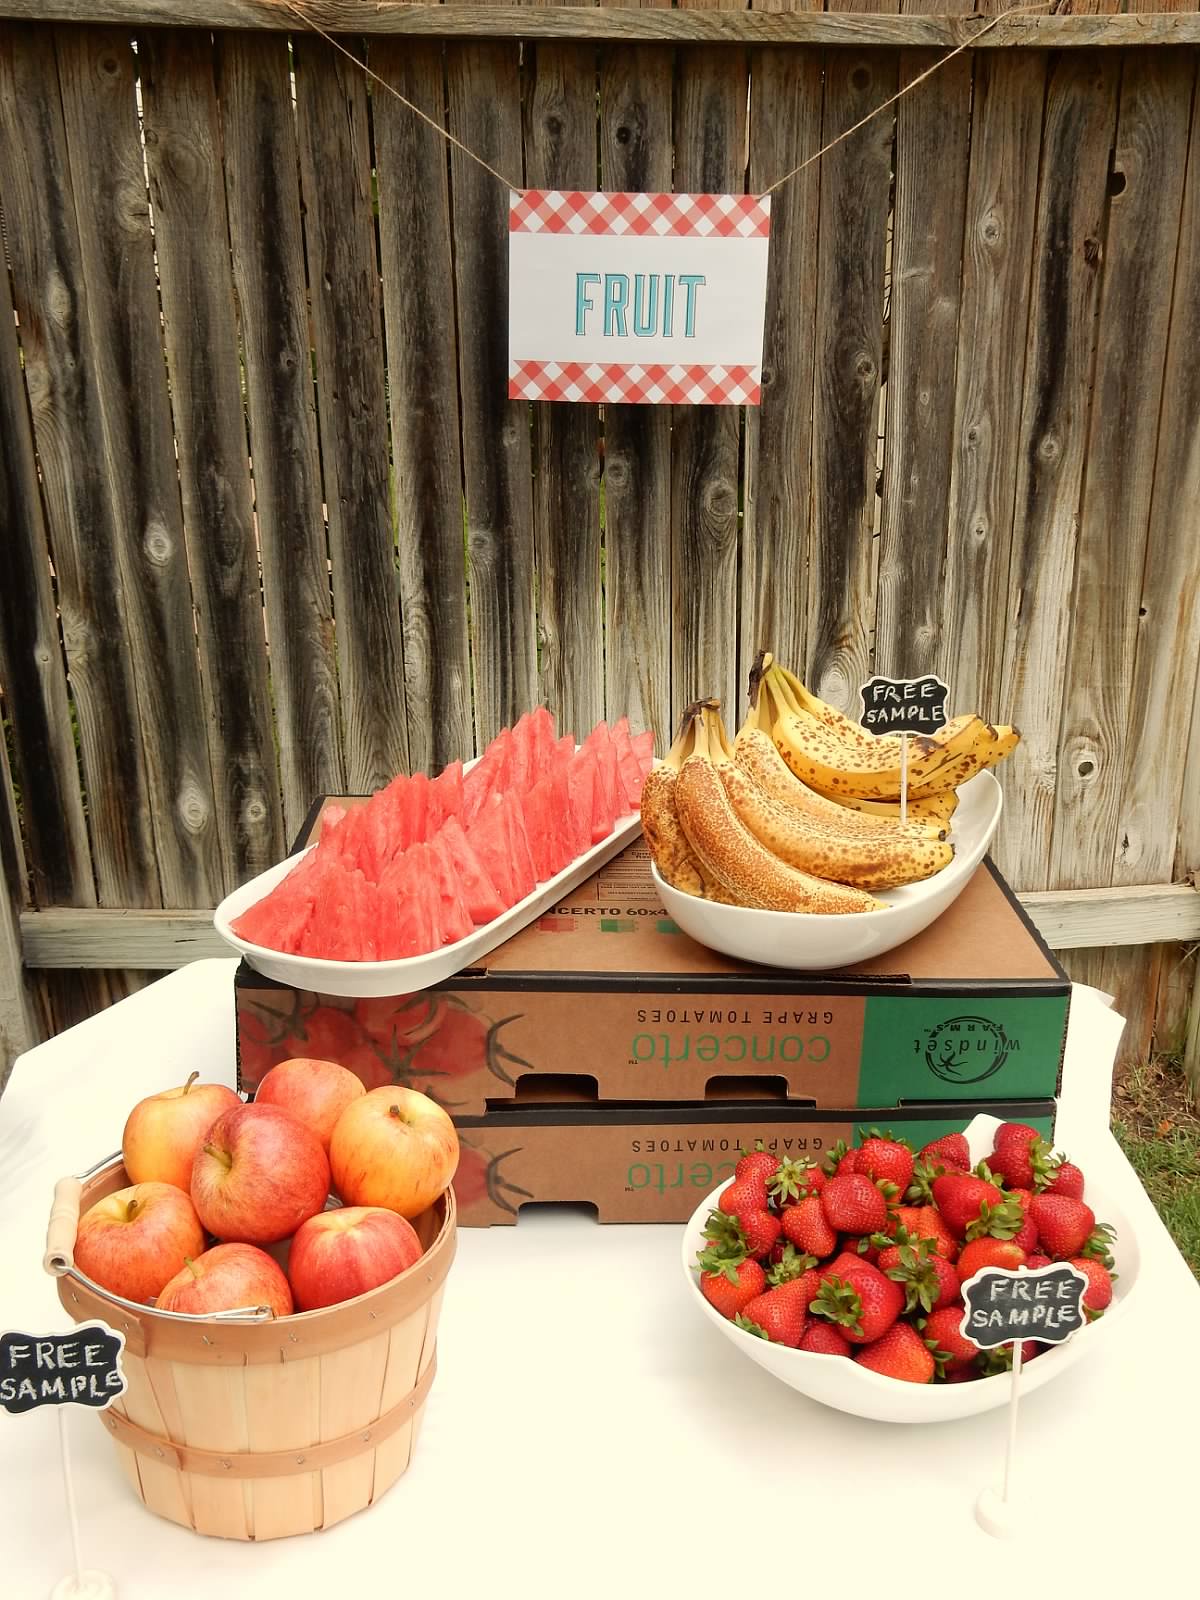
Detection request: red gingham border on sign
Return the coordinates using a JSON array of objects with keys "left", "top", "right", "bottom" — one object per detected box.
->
[
  {"left": 510, "top": 190, "right": 771, "bottom": 239},
  {"left": 508, "top": 361, "right": 762, "bottom": 407}
]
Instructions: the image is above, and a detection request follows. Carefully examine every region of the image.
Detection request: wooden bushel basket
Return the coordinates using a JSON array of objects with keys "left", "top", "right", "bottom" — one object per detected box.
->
[{"left": 43, "top": 1155, "right": 456, "bottom": 1540}]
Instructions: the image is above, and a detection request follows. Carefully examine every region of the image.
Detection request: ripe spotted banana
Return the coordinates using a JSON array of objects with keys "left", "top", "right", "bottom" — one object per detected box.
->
[
  {"left": 772, "top": 696, "right": 996, "bottom": 800},
  {"left": 640, "top": 714, "right": 742, "bottom": 904},
  {"left": 831, "top": 790, "right": 961, "bottom": 825},
  {"left": 674, "top": 708, "right": 883, "bottom": 915}
]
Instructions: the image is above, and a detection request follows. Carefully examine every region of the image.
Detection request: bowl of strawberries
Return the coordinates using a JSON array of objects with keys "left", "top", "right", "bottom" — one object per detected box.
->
[{"left": 680, "top": 1116, "right": 1139, "bottom": 1423}]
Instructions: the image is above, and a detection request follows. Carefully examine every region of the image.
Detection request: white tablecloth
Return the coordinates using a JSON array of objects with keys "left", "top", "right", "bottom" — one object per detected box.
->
[{"left": 1, "top": 961, "right": 1194, "bottom": 1596}]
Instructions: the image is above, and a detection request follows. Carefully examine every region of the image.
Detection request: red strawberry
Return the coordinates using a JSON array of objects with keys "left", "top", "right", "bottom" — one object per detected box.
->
[
  {"left": 718, "top": 1174, "right": 768, "bottom": 1216},
  {"left": 856, "top": 1134, "right": 914, "bottom": 1191},
  {"left": 822, "top": 1173, "right": 889, "bottom": 1236},
  {"left": 993, "top": 1121, "right": 1041, "bottom": 1152},
  {"left": 703, "top": 1201, "right": 780, "bottom": 1263},
  {"left": 1008, "top": 1188, "right": 1039, "bottom": 1252},
  {"left": 919, "top": 1133, "right": 970, "bottom": 1170},
  {"left": 735, "top": 1146, "right": 780, "bottom": 1186},
  {"left": 740, "top": 1209, "right": 783, "bottom": 1260},
  {"left": 799, "top": 1322, "right": 852, "bottom": 1357},
  {"left": 767, "top": 1156, "right": 818, "bottom": 1205},
  {"left": 1028, "top": 1194, "right": 1095, "bottom": 1261},
  {"left": 798, "top": 1163, "right": 827, "bottom": 1194},
  {"left": 988, "top": 1127, "right": 1056, "bottom": 1192},
  {"left": 781, "top": 1195, "right": 837, "bottom": 1259},
  {"left": 812, "top": 1259, "right": 904, "bottom": 1344},
  {"left": 765, "top": 1253, "right": 820, "bottom": 1311},
  {"left": 850, "top": 1236, "right": 881, "bottom": 1264},
  {"left": 922, "top": 1306, "right": 979, "bottom": 1375},
  {"left": 911, "top": 1204, "right": 959, "bottom": 1262},
  {"left": 735, "top": 1280, "right": 809, "bottom": 1347},
  {"left": 956, "top": 1237, "right": 1028, "bottom": 1280},
  {"left": 880, "top": 1239, "right": 961, "bottom": 1314},
  {"left": 1044, "top": 1161, "right": 1085, "bottom": 1200},
  {"left": 698, "top": 1257, "right": 767, "bottom": 1319},
  {"left": 820, "top": 1249, "right": 867, "bottom": 1282},
  {"left": 932, "top": 1173, "right": 1021, "bottom": 1241},
  {"left": 854, "top": 1322, "right": 935, "bottom": 1384},
  {"left": 1023, "top": 1253, "right": 1051, "bottom": 1270},
  {"left": 1069, "top": 1257, "right": 1113, "bottom": 1313}
]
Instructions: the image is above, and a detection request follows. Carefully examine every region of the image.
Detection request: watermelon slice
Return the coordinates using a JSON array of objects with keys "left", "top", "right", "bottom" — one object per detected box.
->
[
  {"left": 631, "top": 728, "right": 655, "bottom": 776},
  {"left": 428, "top": 760, "right": 464, "bottom": 834},
  {"left": 318, "top": 803, "right": 348, "bottom": 841},
  {"left": 521, "top": 776, "right": 557, "bottom": 882},
  {"left": 566, "top": 747, "right": 605, "bottom": 851},
  {"left": 508, "top": 712, "right": 536, "bottom": 797},
  {"left": 529, "top": 706, "right": 557, "bottom": 774},
  {"left": 462, "top": 729, "right": 513, "bottom": 826},
  {"left": 358, "top": 793, "right": 398, "bottom": 882},
  {"left": 438, "top": 816, "right": 506, "bottom": 924},
  {"left": 501, "top": 789, "right": 537, "bottom": 898},
  {"left": 583, "top": 721, "right": 622, "bottom": 825},
  {"left": 407, "top": 772, "right": 430, "bottom": 849},
  {"left": 610, "top": 717, "right": 646, "bottom": 810},
  {"left": 427, "top": 831, "right": 474, "bottom": 945},
  {"left": 232, "top": 845, "right": 341, "bottom": 952},
  {"left": 297, "top": 864, "right": 379, "bottom": 961},
  {"left": 547, "top": 761, "right": 574, "bottom": 872},
  {"left": 467, "top": 800, "right": 518, "bottom": 908}
]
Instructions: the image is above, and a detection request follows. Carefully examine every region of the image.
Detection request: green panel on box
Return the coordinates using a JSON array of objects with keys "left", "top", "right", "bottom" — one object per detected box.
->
[{"left": 858, "top": 996, "right": 1068, "bottom": 1105}]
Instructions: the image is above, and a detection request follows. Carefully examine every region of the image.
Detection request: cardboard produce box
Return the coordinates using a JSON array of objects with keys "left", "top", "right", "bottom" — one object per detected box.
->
[
  {"left": 450, "top": 1088, "right": 1057, "bottom": 1226},
  {"left": 236, "top": 816, "right": 1070, "bottom": 1114}
]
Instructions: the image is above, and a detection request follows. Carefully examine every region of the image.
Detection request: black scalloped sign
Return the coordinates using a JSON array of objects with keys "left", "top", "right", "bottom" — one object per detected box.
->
[
  {"left": 959, "top": 1264, "right": 1089, "bottom": 1351},
  {"left": 1, "top": 1323, "right": 127, "bottom": 1414}
]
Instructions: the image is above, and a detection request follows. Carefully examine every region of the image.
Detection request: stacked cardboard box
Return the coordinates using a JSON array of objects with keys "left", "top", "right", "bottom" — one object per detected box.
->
[{"left": 236, "top": 804, "right": 1070, "bottom": 1225}]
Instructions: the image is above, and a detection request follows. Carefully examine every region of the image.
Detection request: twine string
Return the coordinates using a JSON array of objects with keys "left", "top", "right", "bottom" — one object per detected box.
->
[{"left": 285, "top": 1, "right": 1055, "bottom": 201}]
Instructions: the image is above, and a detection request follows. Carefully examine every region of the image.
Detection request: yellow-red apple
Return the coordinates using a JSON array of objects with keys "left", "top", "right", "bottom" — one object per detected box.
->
[
  {"left": 74, "top": 1182, "right": 206, "bottom": 1305},
  {"left": 191, "top": 1104, "right": 330, "bottom": 1244},
  {"left": 157, "top": 1243, "right": 293, "bottom": 1318},
  {"left": 329, "top": 1087, "right": 458, "bottom": 1219},
  {"left": 288, "top": 1206, "right": 423, "bottom": 1311},
  {"left": 122, "top": 1072, "right": 241, "bottom": 1191},
  {"left": 253, "top": 1057, "right": 365, "bottom": 1152}
]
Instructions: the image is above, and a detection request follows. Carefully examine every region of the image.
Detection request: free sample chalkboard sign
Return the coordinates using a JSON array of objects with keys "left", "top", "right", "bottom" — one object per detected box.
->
[
  {"left": 859, "top": 674, "right": 949, "bottom": 736},
  {"left": 0, "top": 1322, "right": 127, "bottom": 1415},
  {"left": 959, "top": 1263, "right": 1090, "bottom": 1351}
]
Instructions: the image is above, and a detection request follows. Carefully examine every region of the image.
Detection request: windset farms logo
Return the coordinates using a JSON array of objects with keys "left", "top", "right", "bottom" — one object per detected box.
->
[{"left": 920, "top": 1015, "right": 1014, "bottom": 1085}]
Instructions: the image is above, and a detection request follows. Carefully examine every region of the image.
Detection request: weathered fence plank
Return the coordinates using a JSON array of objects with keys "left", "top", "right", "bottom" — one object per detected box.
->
[
  {"left": 670, "top": 32, "right": 747, "bottom": 715},
  {"left": 805, "top": 28, "right": 896, "bottom": 710},
  {"left": 371, "top": 38, "right": 474, "bottom": 771},
  {"left": 524, "top": 40, "right": 605, "bottom": 739},
  {"left": 217, "top": 30, "right": 346, "bottom": 833},
  {"left": 0, "top": 191, "right": 94, "bottom": 910},
  {"left": 0, "top": 734, "right": 37, "bottom": 1074},
  {"left": 993, "top": 51, "right": 1119, "bottom": 890},
  {"left": 939, "top": 47, "right": 1045, "bottom": 715},
  {"left": 446, "top": 40, "right": 538, "bottom": 745},
  {"left": 0, "top": 23, "right": 160, "bottom": 909},
  {"left": 742, "top": 34, "right": 823, "bottom": 692},
  {"left": 599, "top": 40, "right": 673, "bottom": 743},
  {"left": 875, "top": 0, "right": 971, "bottom": 681},
  {"left": 293, "top": 36, "right": 411, "bottom": 790},
  {"left": 58, "top": 28, "right": 230, "bottom": 906}
]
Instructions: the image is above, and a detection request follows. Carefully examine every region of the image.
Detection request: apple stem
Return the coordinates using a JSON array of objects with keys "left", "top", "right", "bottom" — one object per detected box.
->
[
  {"left": 185, "top": 1257, "right": 200, "bottom": 1279},
  {"left": 389, "top": 1105, "right": 404, "bottom": 1121},
  {"left": 182, "top": 1071, "right": 200, "bottom": 1095},
  {"left": 125, "top": 1199, "right": 139, "bottom": 1223},
  {"left": 203, "top": 1143, "right": 233, "bottom": 1171}
]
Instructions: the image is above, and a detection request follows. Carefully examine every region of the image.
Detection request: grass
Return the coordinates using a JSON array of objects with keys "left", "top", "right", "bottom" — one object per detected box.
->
[{"left": 1111, "top": 1056, "right": 1200, "bottom": 1281}]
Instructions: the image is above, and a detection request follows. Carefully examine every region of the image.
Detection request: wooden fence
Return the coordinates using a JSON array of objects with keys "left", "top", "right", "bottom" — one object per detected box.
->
[{"left": 3, "top": 2, "right": 1200, "bottom": 1092}]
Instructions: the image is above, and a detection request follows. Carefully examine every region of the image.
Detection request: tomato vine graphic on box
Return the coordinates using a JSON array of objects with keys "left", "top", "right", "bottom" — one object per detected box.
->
[
  {"left": 239, "top": 991, "right": 532, "bottom": 1106},
  {"left": 454, "top": 1140, "right": 532, "bottom": 1218}
]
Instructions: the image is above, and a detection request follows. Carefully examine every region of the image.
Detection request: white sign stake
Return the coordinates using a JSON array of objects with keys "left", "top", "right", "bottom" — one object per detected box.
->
[
  {"left": 959, "top": 1264, "right": 1089, "bottom": 1540},
  {"left": 899, "top": 733, "right": 908, "bottom": 824},
  {"left": 2, "top": 1324, "right": 127, "bottom": 1599}
]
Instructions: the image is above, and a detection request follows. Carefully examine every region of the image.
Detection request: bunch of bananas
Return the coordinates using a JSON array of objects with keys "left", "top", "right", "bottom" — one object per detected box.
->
[{"left": 641, "top": 657, "right": 1020, "bottom": 916}]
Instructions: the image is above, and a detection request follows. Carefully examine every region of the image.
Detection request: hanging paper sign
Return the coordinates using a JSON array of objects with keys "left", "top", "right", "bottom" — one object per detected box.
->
[
  {"left": 858, "top": 674, "right": 950, "bottom": 736},
  {"left": 959, "top": 1263, "right": 1089, "bottom": 1350},
  {"left": 508, "top": 190, "right": 772, "bottom": 406},
  {"left": 1, "top": 1323, "right": 127, "bottom": 1414}
]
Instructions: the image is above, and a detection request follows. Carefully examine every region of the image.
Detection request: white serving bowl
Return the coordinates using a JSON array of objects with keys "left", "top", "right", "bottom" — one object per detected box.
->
[
  {"left": 214, "top": 809, "right": 644, "bottom": 998},
  {"left": 680, "top": 1113, "right": 1138, "bottom": 1424},
  {"left": 654, "top": 769, "right": 1002, "bottom": 970}
]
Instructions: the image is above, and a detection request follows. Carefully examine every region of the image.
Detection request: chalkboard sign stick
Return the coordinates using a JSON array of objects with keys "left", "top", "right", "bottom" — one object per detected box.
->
[
  {"left": 899, "top": 733, "right": 909, "bottom": 825},
  {"left": 857, "top": 674, "right": 950, "bottom": 826},
  {"left": 52, "top": 1408, "right": 116, "bottom": 1600}
]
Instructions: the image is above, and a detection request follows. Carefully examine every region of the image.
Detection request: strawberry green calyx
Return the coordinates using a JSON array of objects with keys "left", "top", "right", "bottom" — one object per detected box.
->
[
  {"left": 765, "top": 1244, "right": 817, "bottom": 1286},
  {"left": 697, "top": 1243, "right": 748, "bottom": 1283},
  {"left": 923, "top": 1336, "right": 955, "bottom": 1382},
  {"left": 1081, "top": 1222, "right": 1117, "bottom": 1270},
  {"left": 905, "top": 1157, "right": 944, "bottom": 1206},
  {"left": 702, "top": 1207, "right": 748, "bottom": 1253},
  {"left": 811, "top": 1277, "right": 864, "bottom": 1340},
  {"left": 768, "top": 1157, "right": 815, "bottom": 1205},
  {"left": 884, "top": 1244, "right": 943, "bottom": 1315},
  {"left": 733, "top": 1314, "right": 770, "bottom": 1340},
  {"left": 822, "top": 1140, "right": 853, "bottom": 1177},
  {"left": 965, "top": 1193, "right": 1024, "bottom": 1242}
]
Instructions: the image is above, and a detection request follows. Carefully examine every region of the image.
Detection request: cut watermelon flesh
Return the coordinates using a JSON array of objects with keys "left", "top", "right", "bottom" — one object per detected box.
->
[
  {"left": 467, "top": 801, "right": 518, "bottom": 908},
  {"left": 438, "top": 816, "right": 506, "bottom": 924},
  {"left": 521, "top": 777, "right": 556, "bottom": 882},
  {"left": 530, "top": 706, "right": 557, "bottom": 773},
  {"left": 508, "top": 713, "right": 536, "bottom": 797},
  {"left": 427, "top": 831, "right": 474, "bottom": 945},
  {"left": 584, "top": 722, "right": 623, "bottom": 822},
  {"left": 501, "top": 789, "right": 537, "bottom": 899},
  {"left": 428, "top": 761, "right": 463, "bottom": 833},
  {"left": 630, "top": 728, "right": 655, "bottom": 775},
  {"left": 463, "top": 730, "right": 512, "bottom": 825},
  {"left": 610, "top": 718, "right": 646, "bottom": 809}
]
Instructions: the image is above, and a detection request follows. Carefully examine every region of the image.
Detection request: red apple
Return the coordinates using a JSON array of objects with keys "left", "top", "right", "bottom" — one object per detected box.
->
[
  {"left": 253, "top": 1057, "right": 365, "bottom": 1152},
  {"left": 74, "top": 1182, "right": 206, "bottom": 1305},
  {"left": 122, "top": 1071, "right": 241, "bottom": 1191},
  {"left": 191, "top": 1103, "right": 330, "bottom": 1244},
  {"left": 329, "top": 1087, "right": 458, "bottom": 1219},
  {"left": 157, "top": 1243, "right": 293, "bottom": 1318},
  {"left": 288, "top": 1206, "right": 423, "bottom": 1312}
]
